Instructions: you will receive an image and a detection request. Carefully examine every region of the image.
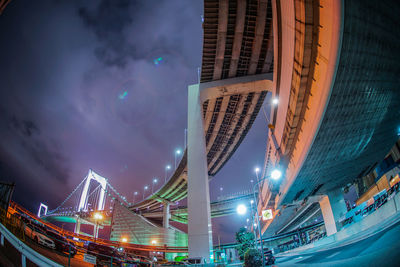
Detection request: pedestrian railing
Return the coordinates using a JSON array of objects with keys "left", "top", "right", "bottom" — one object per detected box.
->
[{"left": 341, "top": 182, "right": 400, "bottom": 228}]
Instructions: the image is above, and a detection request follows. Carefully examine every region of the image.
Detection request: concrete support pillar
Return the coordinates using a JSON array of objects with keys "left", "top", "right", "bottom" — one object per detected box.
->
[
  {"left": 94, "top": 224, "right": 99, "bottom": 239},
  {"left": 319, "top": 187, "right": 347, "bottom": 236},
  {"left": 163, "top": 202, "right": 170, "bottom": 229},
  {"left": 74, "top": 217, "right": 81, "bottom": 234},
  {"left": 21, "top": 254, "right": 26, "bottom": 267},
  {"left": 187, "top": 84, "right": 213, "bottom": 262}
]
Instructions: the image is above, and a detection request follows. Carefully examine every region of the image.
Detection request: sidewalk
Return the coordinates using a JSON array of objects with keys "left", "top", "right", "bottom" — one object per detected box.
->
[{"left": 276, "top": 200, "right": 400, "bottom": 257}]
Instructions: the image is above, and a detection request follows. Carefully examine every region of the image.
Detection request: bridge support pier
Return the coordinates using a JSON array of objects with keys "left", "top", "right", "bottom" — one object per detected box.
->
[
  {"left": 187, "top": 84, "right": 213, "bottom": 262},
  {"left": 163, "top": 202, "right": 170, "bottom": 228},
  {"left": 319, "top": 187, "right": 347, "bottom": 236},
  {"left": 74, "top": 217, "right": 81, "bottom": 234}
]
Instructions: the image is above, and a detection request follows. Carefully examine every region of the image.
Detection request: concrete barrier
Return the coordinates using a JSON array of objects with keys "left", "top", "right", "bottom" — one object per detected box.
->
[
  {"left": 279, "top": 192, "right": 400, "bottom": 256},
  {"left": 0, "top": 223, "right": 62, "bottom": 267}
]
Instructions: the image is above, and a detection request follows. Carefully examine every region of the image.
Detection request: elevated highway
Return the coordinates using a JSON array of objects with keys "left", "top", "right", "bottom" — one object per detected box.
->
[
  {"left": 110, "top": 0, "right": 399, "bottom": 260},
  {"left": 130, "top": 0, "right": 275, "bottom": 214},
  {"left": 141, "top": 193, "right": 255, "bottom": 224},
  {"left": 259, "top": 0, "right": 400, "bottom": 237}
]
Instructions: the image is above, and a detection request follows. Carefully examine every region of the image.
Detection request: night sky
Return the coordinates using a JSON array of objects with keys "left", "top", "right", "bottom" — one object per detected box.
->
[{"left": 0, "top": 0, "right": 268, "bottom": 244}]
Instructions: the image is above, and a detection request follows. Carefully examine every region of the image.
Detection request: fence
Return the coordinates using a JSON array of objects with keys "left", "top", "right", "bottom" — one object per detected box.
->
[{"left": 341, "top": 182, "right": 400, "bottom": 228}]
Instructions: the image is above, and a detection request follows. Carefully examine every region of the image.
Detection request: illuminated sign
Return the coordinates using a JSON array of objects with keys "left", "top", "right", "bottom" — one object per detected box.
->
[{"left": 262, "top": 209, "right": 273, "bottom": 221}]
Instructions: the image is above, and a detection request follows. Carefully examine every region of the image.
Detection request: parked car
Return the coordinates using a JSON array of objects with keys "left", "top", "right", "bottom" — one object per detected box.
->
[
  {"left": 86, "top": 242, "right": 122, "bottom": 265},
  {"left": 45, "top": 230, "right": 77, "bottom": 257},
  {"left": 264, "top": 249, "right": 275, "bottom": 265},
  {"left": 182, "top": 257, "right": 206, "bottom": 265},
  {"left": 24, "top": 224, "right": 55, "bottom": 249},
  {"left": 160, "top": 262, "right": 189, "bottom": 266}
]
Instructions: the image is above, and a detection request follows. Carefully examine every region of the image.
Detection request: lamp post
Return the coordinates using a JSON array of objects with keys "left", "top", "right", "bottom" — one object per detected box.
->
[
  {"left": 93, "top": 212, "right": 103, "bottom": 242},
  {"left": 133, "top": 192, "right": 138, "bottom": 204},
  {"left": 152, "top": 178, "right": 158, "bottom": 194},
  {"left": 164, "top": 165, "right": 171, "bottom": 184},
  {"left": 143, "top": 186, "right": 148, "bottom": 200},
  {"left": 254, "top": 167, "right": 262, "bottom": 194},
  {"left": 248, "top": 200, "right": 258, "bottom": 243},
  {"left": 174, "top": 149, "right": 182, "bottom": 169},
  {"left": 250, "top": 169, "right": 282, "bottom": 267}
]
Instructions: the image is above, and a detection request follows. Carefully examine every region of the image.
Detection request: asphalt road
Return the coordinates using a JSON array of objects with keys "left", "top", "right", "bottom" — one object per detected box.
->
[
  {"left": 24, "top": 238, "right": 93, "bottom": 267},
  {"left": 275, "top": 219, "right": 400, "bottom": 266}
]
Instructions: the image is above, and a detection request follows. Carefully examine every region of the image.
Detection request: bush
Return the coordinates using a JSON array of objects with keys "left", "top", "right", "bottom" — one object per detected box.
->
[
  {"left": 235, "top": 227, "right": 255, "bottom": 259},
  {"left": 244, "top": 248, "right": 262, "bottom": 267}
]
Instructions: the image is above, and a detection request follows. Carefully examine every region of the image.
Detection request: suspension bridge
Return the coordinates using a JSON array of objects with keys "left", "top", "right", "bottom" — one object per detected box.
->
[{"left": 37, "top": 169, "right": 130, "bottom": 238}]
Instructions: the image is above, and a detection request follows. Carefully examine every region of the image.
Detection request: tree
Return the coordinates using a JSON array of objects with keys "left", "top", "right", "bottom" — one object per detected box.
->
[
  {"left": 244, "top": 248, "right": 262, "bottom": 267},
  {"left": 235, "top": 227, "right": 255, "bottom": 260}
]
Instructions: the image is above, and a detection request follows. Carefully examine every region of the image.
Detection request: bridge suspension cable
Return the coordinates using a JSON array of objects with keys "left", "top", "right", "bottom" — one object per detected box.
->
[{"left": 48, "top": 176, "right": 87, "bottom": 214}]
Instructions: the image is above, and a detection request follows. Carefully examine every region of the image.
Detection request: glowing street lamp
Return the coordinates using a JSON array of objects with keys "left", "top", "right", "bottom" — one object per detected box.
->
[
  {"left": 236, "top": 204, "right": 247, "bottom": 215},
  {"left": 133, "top": 192, "right": 138, "bottom": 204},
  {"left": 254, "top": 167, "right": 262, "bottom": 197},
  {"left": 94, "top": 213, "right": 103, "bottom": 220},
  {"left": 165, "top": 164, "right": 171, "bottom": 183},
  {"left": 152, "top": 178, "right": 158, "bottom": 194},
  {"left": 121, "top": 237, "right": 128, "bottom": 243},
  {"left": 272, "top": 97, "right": 279, "bottom": 105},
  {"left": 93, "top": 212, "right": 103, "bottom": 242},
  {"left": 271, "top": 169, "right": 282, "bottom": 180},
  {"left": 249, "top": 168, "right": 283, "bottom": 267},
  {"left": 151, "top": 240, "right": 157, "bottom": 245},
  {"left": 175, "top": 149, "right": 182, "bottom": 169},
  {"left": 143, "top": 185, "right": 149, "bottom": 200}
]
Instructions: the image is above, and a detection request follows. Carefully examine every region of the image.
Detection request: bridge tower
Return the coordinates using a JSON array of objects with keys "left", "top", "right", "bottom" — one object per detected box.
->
[{"left": 77, "top": 169, "right": 108, "bottom": 212}]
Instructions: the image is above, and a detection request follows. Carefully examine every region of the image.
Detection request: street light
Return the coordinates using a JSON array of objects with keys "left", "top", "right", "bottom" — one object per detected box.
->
[
  {"left": 152, "top": 178, "right": 158, "bottom": 194},
  {"left": 272, "top": 97, "right": 279, "bottom": 105},
  {"left": 271, "top": 169, "right": 282, "bottom": 180},
  {"left": 236, "top": 204, "right": 247, "bottom": 215},
  {"left": 250, "top": 168, "right": 283, "bottom": 267},
  {"left": 254, "top": 167, "right": 262, "bottom": 197},
  {"left": 175, "top": 149, "right": 182, "bottom": 169},
  {"left": 151, "top": 240, "right": 157, "bottom": 245},
  {"left": 143, "top": 185, "right": 148, "bottom": 200},
  {"left": 165, "top": 164, "right": 171, "bottom": 183},
  {"left": 133, "top": 192, "right": 138, "bottom": 204},
  {"left": 121, "top": 237, "right": 128, "bottom": 243}
]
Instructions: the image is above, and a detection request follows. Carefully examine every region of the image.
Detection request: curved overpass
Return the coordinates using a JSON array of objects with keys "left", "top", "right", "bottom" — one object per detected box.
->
[
  {"left": 130, "top": 0, "right": 274, "bottom": 213},
  {"left": 259, "top": 0, "right": 400, "bottom": 236}
]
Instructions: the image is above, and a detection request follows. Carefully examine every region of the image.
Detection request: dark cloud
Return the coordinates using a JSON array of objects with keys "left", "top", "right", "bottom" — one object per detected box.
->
[
  {"left": 9, "top": 116, "right": 40, "bottom": 137},
  {"left": 78, "top": 0, "right": 191, "bottom": 69},
  {"left": 78, "top": 0, "right": 137, "bottom": 68},
  {"left": 0, "top": 0, "right": 267, "bottom": 244},
  {"left": 0, "top": 110, "right": 70, "bottom": 184}
]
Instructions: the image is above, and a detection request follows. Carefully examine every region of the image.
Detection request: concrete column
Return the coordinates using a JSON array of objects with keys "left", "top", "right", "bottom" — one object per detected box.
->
[
  {"left": 21, "top": 254, "right": 26, "bottom": 267},
  {"left": 319, "top": 187, "right": 347, "bottom": 236},
  {"left": 94, "top": 224, "right": 99, "bottom": 238},
  {"left": 187, "top": 84, "right": 213, "bottom": 262},
  {"left": 163, "top": 202, "right": 170, "bottom": 228},
  {"left": 74, "top": 217, "right": 81, "bottom": 234}
]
